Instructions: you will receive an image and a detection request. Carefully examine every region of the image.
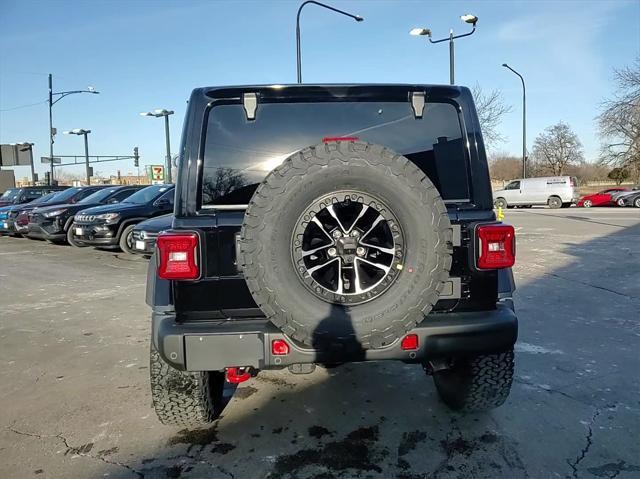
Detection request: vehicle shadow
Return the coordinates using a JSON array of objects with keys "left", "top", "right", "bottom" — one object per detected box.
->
[{"left": 96, "top": 222, "right": 640, "bottom": 479}]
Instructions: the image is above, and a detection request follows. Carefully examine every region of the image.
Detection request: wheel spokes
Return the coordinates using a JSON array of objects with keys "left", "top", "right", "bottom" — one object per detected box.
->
[
  {"left": 326, "top": 205, "right": 348, "bottom": 233},
  {"left": 355, "top": 256, "right": 391, "bottom": 274},
  {"left": 359, "top": 241, "right": 395, "bottom": 255},
  {"left": 306, "top": 256, "right": 339, "bottom": 275}
]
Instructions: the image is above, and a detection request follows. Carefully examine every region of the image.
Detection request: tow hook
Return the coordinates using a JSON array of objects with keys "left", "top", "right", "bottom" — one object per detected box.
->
[{"left": 225, "top": 367, "right": 252, "bottom": 384}]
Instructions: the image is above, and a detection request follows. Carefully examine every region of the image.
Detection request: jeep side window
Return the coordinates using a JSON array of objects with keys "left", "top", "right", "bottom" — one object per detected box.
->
[{"left": 505, "top": 181, "right": 520, "bottom": 190}]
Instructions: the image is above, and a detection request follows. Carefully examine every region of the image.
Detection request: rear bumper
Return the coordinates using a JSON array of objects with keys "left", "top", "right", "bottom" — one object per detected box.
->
[{"left": 153, "top": 302, "right": 518, "bottom": 372}]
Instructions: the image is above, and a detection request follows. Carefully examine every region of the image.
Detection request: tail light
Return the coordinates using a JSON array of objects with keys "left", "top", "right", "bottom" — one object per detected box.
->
[
  {"left": 271, "top": 339, "right": 290, "bottom": 356},
  {"left": 477, "top": 224, "right": 515, "bottom": 270},
  {"left": 401, "top": 334, "right": 419, "bottom": 351},
  {"left": 156, "top": 232, "right": 199, "bottom": 280}
]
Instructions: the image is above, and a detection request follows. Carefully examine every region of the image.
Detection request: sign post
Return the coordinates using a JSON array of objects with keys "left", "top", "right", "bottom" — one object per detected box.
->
[{"left": 148, "top": 165, "right": 165, "bottom": 184}]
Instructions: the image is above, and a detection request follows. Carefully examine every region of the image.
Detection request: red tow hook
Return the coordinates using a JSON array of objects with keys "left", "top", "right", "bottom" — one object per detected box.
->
[{"left": 225, "top": 367, "right": 252, "bottom": 384}]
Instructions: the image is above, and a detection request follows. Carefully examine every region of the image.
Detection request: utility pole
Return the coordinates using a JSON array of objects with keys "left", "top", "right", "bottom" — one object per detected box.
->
[{"left": 48, "top": 74, "right": 54, "bottom": 185}]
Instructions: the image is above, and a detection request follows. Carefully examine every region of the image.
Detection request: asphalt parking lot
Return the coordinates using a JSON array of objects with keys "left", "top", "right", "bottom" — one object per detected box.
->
[{"left": 1, "top": 207, "right": 639, "bottom": 479}]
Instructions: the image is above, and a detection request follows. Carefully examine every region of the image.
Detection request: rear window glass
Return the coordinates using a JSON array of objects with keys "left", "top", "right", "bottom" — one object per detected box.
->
[{"left": 202, "top": 101, "right": 470, "bottom": 206}]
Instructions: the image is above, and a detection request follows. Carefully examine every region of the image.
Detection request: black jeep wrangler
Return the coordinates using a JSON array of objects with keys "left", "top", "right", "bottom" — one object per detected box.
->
[{"left": 147, "top": 84, "right": 517, "bottom": 426}]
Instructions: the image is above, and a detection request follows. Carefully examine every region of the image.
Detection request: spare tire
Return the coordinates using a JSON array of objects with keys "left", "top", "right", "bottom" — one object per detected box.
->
[{"left": 239, "top": 141, "right": 452, "bottom": 349}]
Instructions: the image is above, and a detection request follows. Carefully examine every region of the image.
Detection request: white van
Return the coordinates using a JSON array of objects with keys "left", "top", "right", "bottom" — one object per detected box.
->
[{"left": 493, "top": 176, "right": 579, "bottom": 209}]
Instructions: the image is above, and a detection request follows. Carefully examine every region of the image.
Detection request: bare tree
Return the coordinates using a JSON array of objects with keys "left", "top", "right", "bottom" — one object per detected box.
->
[
  {"left": 488, "top": 152, "right": 522, "bottom": 181},
  {"left": 202, "top": 167, "right": 248, "bottom": 204},
  {"left": 597, "top": 57, "right": 640, "bottom": 172},
  {"left": 531, "top": 122, "right": 584, "bottom": 176},
  {"left": 472, "top": 84, "right": 512, "bottom": 152}
]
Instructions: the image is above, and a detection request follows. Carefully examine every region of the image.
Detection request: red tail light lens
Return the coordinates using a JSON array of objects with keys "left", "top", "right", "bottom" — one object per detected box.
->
[
  {"left": 271, "top": 339, "right": 290, "bottom": 356},
  {"left": 157, "top": 232, "right": 199, "bottom": 279},
  {"left": 477, "top": 224, "right": 515, "bottom": 270},
  {"left": 401, "top": 334, "right": 419, "bottom": 351}
]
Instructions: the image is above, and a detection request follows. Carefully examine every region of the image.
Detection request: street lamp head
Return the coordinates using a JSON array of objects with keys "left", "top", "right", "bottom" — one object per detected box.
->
[
  {"left": 502, "top": 63, "right": 509, "bottom": 68},
  {"left": 461, "top": 14, "right": 478, "bottom": 26},
  {"left": 65, "top": 128, "right": 91, "bottom": 135},
  {"left": 354, "top": 15, "right": 364, "bottom": 22},
  {"left": 87, "top": 86, "right": 99, "bottom": 94},
  {"left": 142, "top": 109, "right": 174, "bottom": 117},
  {"left": 409, "top": 27, "right": 431, "bottom": 37}
]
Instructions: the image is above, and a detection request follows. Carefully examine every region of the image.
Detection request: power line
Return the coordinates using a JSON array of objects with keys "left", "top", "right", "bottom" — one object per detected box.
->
[{"left": 0, "top": 99, "right": 47, "bottom": 112}]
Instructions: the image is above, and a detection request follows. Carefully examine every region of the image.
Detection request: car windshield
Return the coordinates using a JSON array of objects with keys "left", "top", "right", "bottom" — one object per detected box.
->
[
  {"left": 78, "top": 188, "right": 119, "bottom": 204},
  {"left": 0, "top": 188, "right": 20, "bottom": 201},
  {"left": 29, "top": 191, "right": 60, "bottom": 205},
  {"left": 122, "top": 185, "right": 172, "bottom": 204},
  {"left": 47, "top": 187, "right": 82, "bottom": 203}
]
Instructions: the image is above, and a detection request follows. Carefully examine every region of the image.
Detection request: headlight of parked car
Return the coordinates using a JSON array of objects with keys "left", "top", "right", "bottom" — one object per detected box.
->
[
  {"left": 43, "top": 208, "right": 67, "bottom": 218},
  {"left": 95, "top": 213, "right": 120, "bottom": 223}
]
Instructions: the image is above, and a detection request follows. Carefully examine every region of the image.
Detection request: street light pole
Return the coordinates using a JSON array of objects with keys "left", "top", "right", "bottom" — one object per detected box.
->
[
  {"left": 140, "top": 109, "right": 174, "bottom": 183},
  {"left": 48, "top": 74, "right": 55, "bottom": 185},
  {"left": 164, "top": 114, "right": 172, "bottom": 184},
  {"left": 449, "top": 30, "right": 454, "bottom": 85},
  {"left": 83, "top": 132, "right": 90, "bottom": 185},
  {"left": 296, "top": 1, "right": 363, "bottom": 84},
  {"left": 410, "top": 14, "right": 478, "bottom": 85},
  {"left": 64, "top": 129, "right": 92, "bottom": 185},
  {"left": 502, "top": 63, "right": 527, "bottom": 178},
  {"left": 47, "top": 73, "right": 99, "bottom": 185}
]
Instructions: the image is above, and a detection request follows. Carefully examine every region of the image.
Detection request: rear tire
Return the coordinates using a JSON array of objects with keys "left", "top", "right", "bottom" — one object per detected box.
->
[
  {"left": 548, "top": 196, "right": 562, "bottom": 209},
  {"left": 150, "top": 344, "right": 232, "bottom": 426},
  {"left": 634, "top": 198, "right": 640, "bottom": 208},
  {"left": 494, "top": 198, "right": 508, "bottom": 209},
  {"left": 433, "top": 350, "right": 514, "bottom": 412},
  {"left": 118, "top": 224, "right": 136, "bottom": 254},
  {"left": 67, "top": 224, "right": 86, "bottom": 248}
]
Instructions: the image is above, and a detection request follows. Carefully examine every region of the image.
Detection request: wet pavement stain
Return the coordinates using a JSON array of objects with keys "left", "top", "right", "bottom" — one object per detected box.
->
[
  {"left": 270, "top": 426, "right": 386, "bottom": 478},
  {"left": 308, "top": 425, "right": 333, "bottom": 440},
  {"left": 167, "top": 427, "right": 218, "bottom": 447},
  {"left": 398, "top": 430, "right": 428, "bottom": 456},
  {"left": 234, "top": 385, "right": 258, "bottom": 399}
]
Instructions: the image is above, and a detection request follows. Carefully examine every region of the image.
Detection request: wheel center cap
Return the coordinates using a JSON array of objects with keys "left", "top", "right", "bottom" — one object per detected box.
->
[{"left": 337, "top": 236, "right": 358, "bottom": 255}]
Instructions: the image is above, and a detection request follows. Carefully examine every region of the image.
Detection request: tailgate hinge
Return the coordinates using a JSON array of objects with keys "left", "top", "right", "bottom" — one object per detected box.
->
[
  {"left": 243, "top": 92, "right": 258, "bottom": 121},
  {"left": 410, "top": 91, "right": 426, "bottom": 118}
]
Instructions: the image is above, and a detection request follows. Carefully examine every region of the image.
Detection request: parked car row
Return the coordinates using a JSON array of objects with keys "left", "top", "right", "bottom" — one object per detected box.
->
[
  {"left": 493, "top": 177, "right": 640, "bottom": 208},
  {"left": 0, "top": 184, "right": 174, "bottom": 257},
  {"left": 577, "top": 186, "right": 640, "bottom": 208}
]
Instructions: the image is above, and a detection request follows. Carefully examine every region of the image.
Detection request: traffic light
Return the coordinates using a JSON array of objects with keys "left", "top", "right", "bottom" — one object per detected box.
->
[
  {"left": 133, "top": 146, "right": 139, "bottom": 167},
  {"left": 44, "top": 171, "right": 50, "bottom": 184}
]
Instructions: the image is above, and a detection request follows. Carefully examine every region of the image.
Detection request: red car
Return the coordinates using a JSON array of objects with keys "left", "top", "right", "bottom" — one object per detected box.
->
[{"left": 577, "top": 187, "right": 629, "bottom": 207}]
